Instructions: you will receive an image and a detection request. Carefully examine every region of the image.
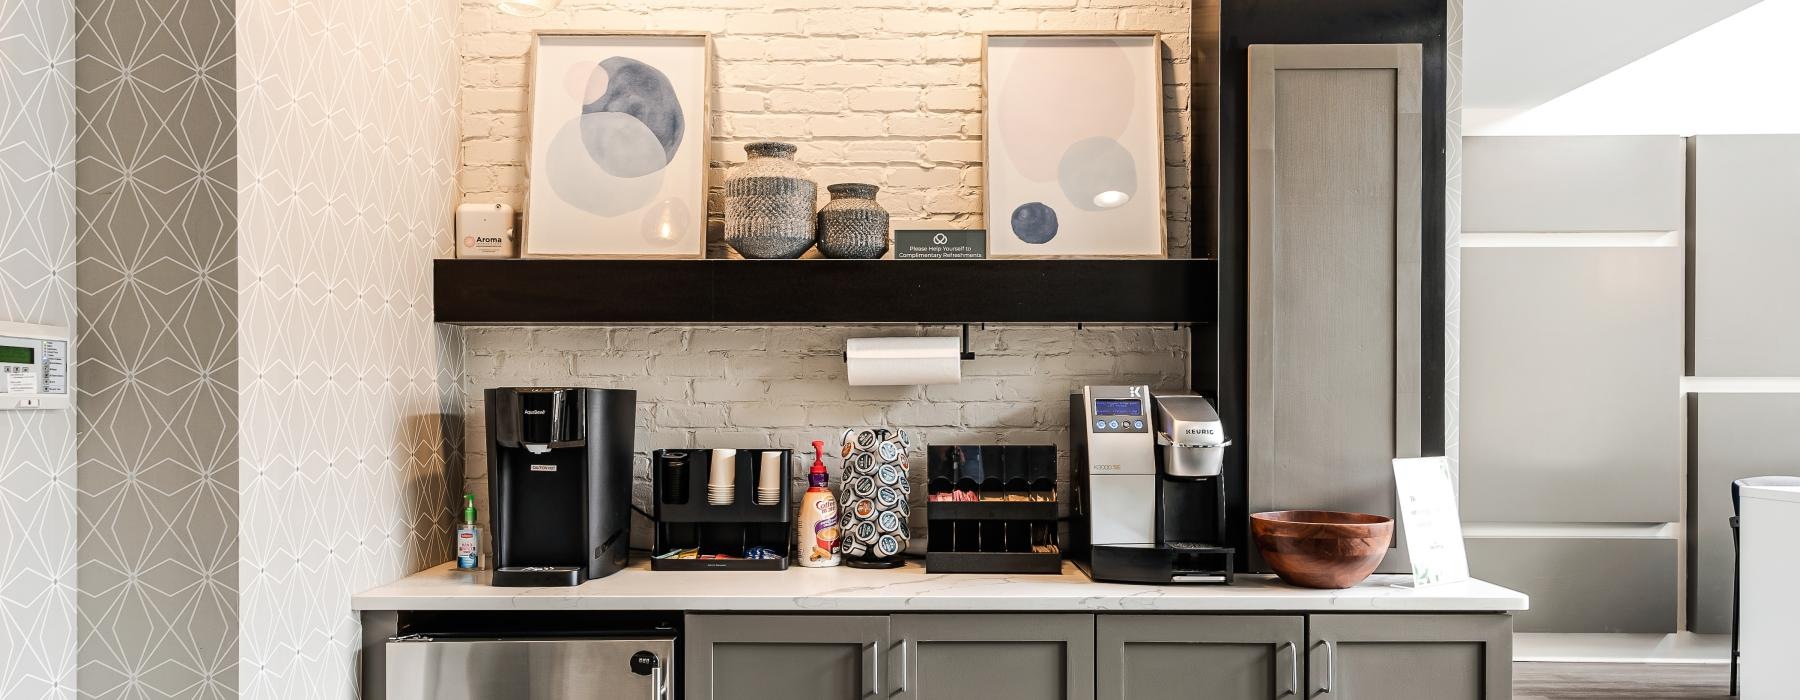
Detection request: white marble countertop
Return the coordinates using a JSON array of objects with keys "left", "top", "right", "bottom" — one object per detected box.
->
[{"left": 353, "top": 561, "right": 1527, "bottom": 613}]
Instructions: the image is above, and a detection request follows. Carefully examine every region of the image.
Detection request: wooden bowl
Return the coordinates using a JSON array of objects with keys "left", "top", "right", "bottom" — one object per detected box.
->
[{"left": 1250, "top": 510, "right": 1394, "bottom": 589}]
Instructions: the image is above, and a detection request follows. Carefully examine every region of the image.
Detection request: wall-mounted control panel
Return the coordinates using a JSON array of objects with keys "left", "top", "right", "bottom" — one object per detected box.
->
[{"left": 0, "top": 322, "right": 70, "bottom": 410}]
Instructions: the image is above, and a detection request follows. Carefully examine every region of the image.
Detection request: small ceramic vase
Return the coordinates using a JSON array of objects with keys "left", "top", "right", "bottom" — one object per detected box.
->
[
  {"left": 816, "top": 183, "right": 890, "bottom": 259},
  {"left": 724, "top": 142, "right": 817, "bottom": 259},
  {"left": 837, "top": 427, "right": 912, "bottom": 569}
]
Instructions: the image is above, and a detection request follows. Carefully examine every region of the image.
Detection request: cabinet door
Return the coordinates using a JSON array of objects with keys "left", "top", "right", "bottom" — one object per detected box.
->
[
  {"left": 686, "top": 615, "right": 890, "bottom": 700},
  {"left": 891, "top": 614, "right": 1094, "bottom": 700},
  {"left": 1246, "top": 43, "right": 1425, "bottom": 574},
  {"left": 1096, "top": 615, "right": 1303, "bottom": 700},
  {"left": 1308, "top": 614, "right": 1510, "bottom": 699}
]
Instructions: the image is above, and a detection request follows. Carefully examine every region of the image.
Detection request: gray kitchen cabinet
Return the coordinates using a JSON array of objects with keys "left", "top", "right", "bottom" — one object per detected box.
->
[
  {"left": 892, "top": 614, "right": 1095, "bottom": 700},
  {"left": 1096, "top": 615, "right": 1303, "bottom": 700},
  {"left": 686, "top": 615, "right": 890, "bottom": 700},
  {"left": 1308, "top": 614, "right": 1511, "bottom": 699},
  {"left": 1246, "top": 43, "right": 1424, "bottom": 574}
]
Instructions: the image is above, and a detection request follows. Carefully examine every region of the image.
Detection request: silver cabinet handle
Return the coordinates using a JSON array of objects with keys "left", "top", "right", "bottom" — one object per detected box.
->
[
  {"left": 895, "top": 641, "right": 910, "bottom": 695},
  {"left": 652, "top": 663, "right": 670, "bottom": 700},
  {"left": 1320, "top": 640, "right": 1336, "bottom": 694},
  {"left": 1280, "top": 641, "right": 1297, "bottom": 698},
  {"left": 863, "top": 641, "right": 881, "bottom": 697}
]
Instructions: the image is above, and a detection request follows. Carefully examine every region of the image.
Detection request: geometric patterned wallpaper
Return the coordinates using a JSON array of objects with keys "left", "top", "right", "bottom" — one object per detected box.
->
[
  {"left": 73, "top": 0, "right": 240, "bottom": 698},
  {"left": 0, "top": 0, "right": 78, "bottom": 697},
  {"left": 1445, "top": 0, "right": 1463, "bottom": 475},
  {"left": 234, "top": 0, "right": 461, "bottom": 697}
]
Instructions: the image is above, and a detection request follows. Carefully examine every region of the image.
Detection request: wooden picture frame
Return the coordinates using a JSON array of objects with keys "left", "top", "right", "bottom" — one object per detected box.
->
[
  {"left": 521, "top": 31, "right": 713, "bottom": 259},
  {"left": 982, "top": 31, "right": 1168, "bottom": 259}
]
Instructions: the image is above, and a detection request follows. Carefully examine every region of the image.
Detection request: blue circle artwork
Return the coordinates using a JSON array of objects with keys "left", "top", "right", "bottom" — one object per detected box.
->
[
  {"left": 1011, "top": 202, "right": 1059, "bottom": 244},
  {"left": 580, "top": 57, "right": 685, "bottom": 178}
]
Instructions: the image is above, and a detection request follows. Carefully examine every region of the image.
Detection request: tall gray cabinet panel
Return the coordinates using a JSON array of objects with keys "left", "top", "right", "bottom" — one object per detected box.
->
[
  {"left": 1690, "top": 395, "right": 1800, "bottom": 633},
  {"left": 686, "top": 615, "right": 890, "bottom": 700},
  {"left": 1691, "top": 135, "right": 1800, "bottom": 376},
  {"left": 1309, "top": 614, "right": 1511, "bottom": 699},
  {"left": 1096, "top": 615, "right": 1303, "bottom": 700},
  {"left": 1246, "top": 43, "right": 1423, "bottom": 574},
  {"left": 892, "top": 614, "right": 1094, "bottom": 700},
  {"left": 1465, "top": 536, "right": 1677, "bottom": 633},
  {"left": 1460, "top": 246, "right": 1683, "bottom": 522}
]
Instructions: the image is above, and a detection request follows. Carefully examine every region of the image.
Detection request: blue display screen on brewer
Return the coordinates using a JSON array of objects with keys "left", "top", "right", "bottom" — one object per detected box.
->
[{"left": 1093, "top": 399, "right": 1141, "bottom": 416}]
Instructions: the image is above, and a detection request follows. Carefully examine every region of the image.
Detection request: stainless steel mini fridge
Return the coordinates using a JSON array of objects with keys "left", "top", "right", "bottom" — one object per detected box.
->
[{"left": 386, "top": 636, "right": 674, "bottom": 699}]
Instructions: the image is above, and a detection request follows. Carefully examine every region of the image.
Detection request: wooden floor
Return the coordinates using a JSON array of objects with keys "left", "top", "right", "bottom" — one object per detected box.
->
[{"left": 1515, "top": 662, "right": 1733, "bottom": 699}]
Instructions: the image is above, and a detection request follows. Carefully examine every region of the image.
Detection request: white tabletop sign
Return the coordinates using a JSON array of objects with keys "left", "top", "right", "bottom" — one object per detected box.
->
[{"left": 1392, "top": 457, "right": 1469, "bottom": 588}]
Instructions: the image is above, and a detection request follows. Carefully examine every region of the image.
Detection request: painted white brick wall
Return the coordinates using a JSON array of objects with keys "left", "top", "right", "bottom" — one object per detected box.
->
[
  {"left": 462, "top": 325, "right": 1187, "bottom": 547},
  {"left": 458, "top": 0, "right": 1194, "bottom": 256}
]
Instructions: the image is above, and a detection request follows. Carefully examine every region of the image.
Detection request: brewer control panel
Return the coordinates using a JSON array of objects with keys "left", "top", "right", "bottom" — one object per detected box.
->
[{"left": 0, "top": 322, "right": 70, "bottom": 410}]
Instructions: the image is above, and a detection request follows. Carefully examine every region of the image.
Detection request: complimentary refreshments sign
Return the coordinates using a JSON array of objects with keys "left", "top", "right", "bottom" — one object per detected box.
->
[{"left": 895, "top": 230, "right": 986, "bottom": 259}]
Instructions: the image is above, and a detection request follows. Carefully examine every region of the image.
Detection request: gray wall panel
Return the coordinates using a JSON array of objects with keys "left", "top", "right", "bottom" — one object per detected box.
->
[
  {"left": 75, "top": 0, "right": 238, "bottom": 696},
  {"left": 1691, "top": 135, "right": 1800, "bottom": 377},
  {"left": 1463, "top": 136, "right": 1685, "bottom": 233},
  {"left": 1690, "top": 394, "right": 1800, "bottom": 633},
  {"left": 1466, "top": 537, "right": 1677, "bottom": 633},
  {"left": 1461, "top": 246, "right": 1684, "bottom": 522}
]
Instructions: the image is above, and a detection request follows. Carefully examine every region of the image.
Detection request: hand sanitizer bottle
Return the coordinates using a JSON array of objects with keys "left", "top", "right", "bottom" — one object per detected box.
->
[{"left": 456, "top": 494, "right": 482, "bottom": 570}]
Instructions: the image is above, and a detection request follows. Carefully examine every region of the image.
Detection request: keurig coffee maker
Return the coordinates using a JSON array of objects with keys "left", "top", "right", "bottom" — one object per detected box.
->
[
  {"left": 1070, "top": 385, "right": 1236, "bottom": 584},
  {"left": 486, "top": 387, "right": 636, "bottom": 587}
]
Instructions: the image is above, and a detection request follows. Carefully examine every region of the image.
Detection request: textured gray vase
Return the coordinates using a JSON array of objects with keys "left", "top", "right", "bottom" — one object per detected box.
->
[
  {"left": 724, "top": 142, "right": 817, "bottom": 259},
  {"left": 816, "top": 183, "right": 890, "bottom": 259}
]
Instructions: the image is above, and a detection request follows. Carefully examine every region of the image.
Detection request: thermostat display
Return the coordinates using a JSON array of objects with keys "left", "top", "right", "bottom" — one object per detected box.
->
[{"left": 0, "top": 322, "right": 70, "bottom": 410}]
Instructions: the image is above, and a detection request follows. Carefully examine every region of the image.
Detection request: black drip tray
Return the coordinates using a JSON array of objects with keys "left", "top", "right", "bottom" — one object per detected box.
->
[{"left": 491, "top": 566, "right": 585, "bottom": 587}]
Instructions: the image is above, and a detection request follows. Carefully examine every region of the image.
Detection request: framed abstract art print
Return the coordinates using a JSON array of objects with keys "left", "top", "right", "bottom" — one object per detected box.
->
[
  {"left": 522, "top": 31, "right": 711, "bottom": 258},
  {"left": 983, "top": 32, "right": 1167, "bottom": 258}
]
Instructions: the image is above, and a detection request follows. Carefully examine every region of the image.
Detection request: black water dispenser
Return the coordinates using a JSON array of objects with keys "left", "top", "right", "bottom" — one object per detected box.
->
[{"left": 486, "top": 387, "right": 636, "bottom": 587}]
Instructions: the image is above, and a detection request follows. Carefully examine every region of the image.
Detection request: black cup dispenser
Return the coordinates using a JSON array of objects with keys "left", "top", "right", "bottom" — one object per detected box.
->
[{"left": 486, "top": 387, "right": 636, "bottom": 587}]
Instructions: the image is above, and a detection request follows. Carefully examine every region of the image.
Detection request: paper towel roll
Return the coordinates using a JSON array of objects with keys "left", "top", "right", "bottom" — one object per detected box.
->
[{"left": 845, "top": 336, "right": 962, "bottom": 386}]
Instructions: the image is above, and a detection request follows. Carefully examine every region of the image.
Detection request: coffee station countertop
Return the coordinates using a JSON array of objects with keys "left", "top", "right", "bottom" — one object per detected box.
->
[{"left": 353, "top": 561, "right": 1528, "bottom": 613}]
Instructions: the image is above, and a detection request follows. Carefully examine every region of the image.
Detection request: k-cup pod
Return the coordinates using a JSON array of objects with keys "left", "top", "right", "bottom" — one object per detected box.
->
[
  {"left": 854, "top": 452, "right": 875, "bottom": 473},
  {"left": 854, "top": 429, "right": 878, "bottom": 451},
  {"left": 877, "top": 463, "right": 900, "bottom": 486},
  {"left": 877, "top": 440, "right": 900, "bottom": 463},
  {"left": 876, "top": 486, "right": 901, "bottom": 510},
  {"left": 854, "top": 520, "right": 878, "bottom": 543},
  {"left": 854, "top": 475, "right": 877, "bottom": 498},
  {"left": 852, "top": 498, "right": 876, "bottom": 520},
  {"left": 877, "top": 510, "right": 902, "bottom": 533},
  {"left": 874, "top": 534, "right": 901, "bottom": 557}
]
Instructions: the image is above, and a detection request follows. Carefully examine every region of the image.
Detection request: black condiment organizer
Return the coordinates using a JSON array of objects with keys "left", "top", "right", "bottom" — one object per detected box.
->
[
  {"left": 652, "top": 448, "right": 792, "bottom": 571},
  {"left": 925, "top": 445, "right": 1061, "bottom": 574}
]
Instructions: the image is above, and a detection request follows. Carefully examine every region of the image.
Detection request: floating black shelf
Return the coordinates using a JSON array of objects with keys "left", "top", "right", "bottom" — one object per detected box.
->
[{"left": 434, "top": 258, "right": 1216, "bottom": 325}]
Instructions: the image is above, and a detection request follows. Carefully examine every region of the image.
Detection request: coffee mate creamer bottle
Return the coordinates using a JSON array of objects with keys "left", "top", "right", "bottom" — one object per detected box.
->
[{"left": 796, "top": 440, "right": 842, "bottom": 567}]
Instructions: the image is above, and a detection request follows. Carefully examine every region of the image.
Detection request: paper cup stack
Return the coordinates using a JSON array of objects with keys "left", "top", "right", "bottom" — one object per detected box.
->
[
  {"left": 757, "top": 451, "right": 784, "bottom": 505},
  {"left": 707, "top": 449, "right": 737, "bottom": 505}
]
